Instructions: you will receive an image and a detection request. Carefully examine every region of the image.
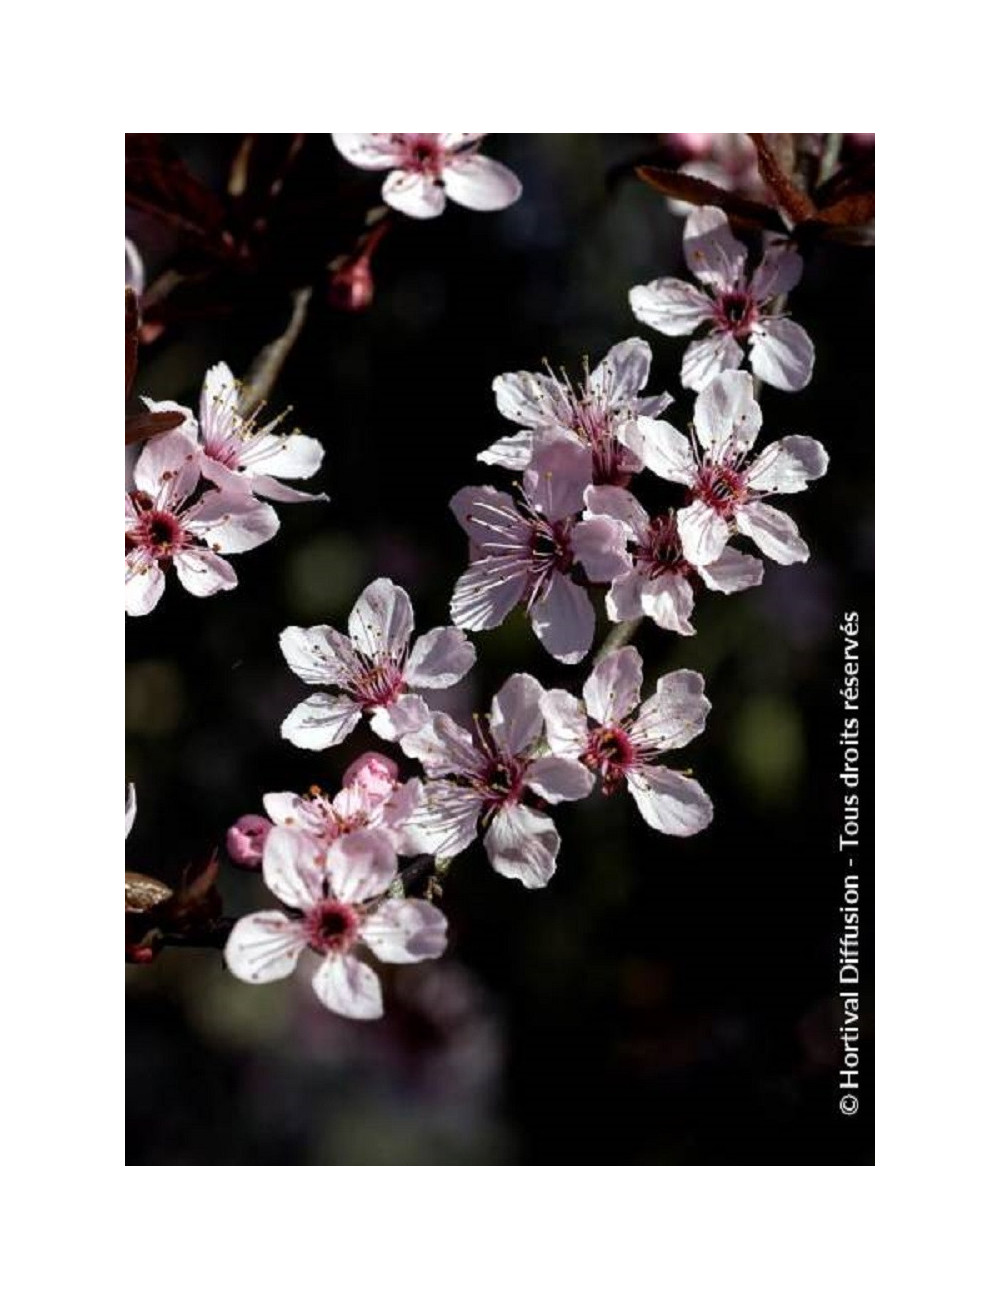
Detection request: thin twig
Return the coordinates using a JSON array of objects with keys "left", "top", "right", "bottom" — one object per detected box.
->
[{"left": 238, "top": 286, "right": 313, "bottom": 415}]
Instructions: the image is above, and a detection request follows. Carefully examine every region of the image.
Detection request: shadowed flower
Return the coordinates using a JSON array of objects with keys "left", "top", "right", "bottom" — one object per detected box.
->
[
  {"left": 541, "top": 648, "right": 714, "bottom": 836},
  {"left": 630, "top": 206, "right": 814, "bottom": 392},
  {"left": 280, "top": 578, "right": 476, "bottom": 749},
  {"left": 332, "top": 134, "right": 521, "bottom": 220}
]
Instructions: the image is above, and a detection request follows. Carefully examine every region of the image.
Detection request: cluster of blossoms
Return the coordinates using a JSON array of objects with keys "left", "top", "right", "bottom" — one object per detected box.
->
[{"left": 126, "top": 363, "right": 325, "bottom": 615}]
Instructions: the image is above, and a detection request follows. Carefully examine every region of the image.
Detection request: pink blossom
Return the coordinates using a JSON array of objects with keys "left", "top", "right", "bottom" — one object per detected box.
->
[
  {"left": 332, "top": 134, "right": 521, "bottom": 220},
  {"left": 262, "top": 763, "right": 424, "bottom": 857},
  {"left": 226, "top": 814, "right": 271, "bottom": 868},
  {"left": 125, "top": 431, "right": 280, "bottom": 616},
  {"left": 225, "top": 827, "right": 448, "bottom": 1019},
  {"left": 621, "top": 370, "right": 828, "bottom": 568},
  {"left": 280, "top": 578, "right": 476, "bottom": 750},
  {"left": 630, "top": 206, "right": 814, "bottom": 392},
  {"left": 482, "top": 338, "right": 671, "bottom": 485},
  {"left": 541, "top": 648, "right": 714, "bottom": 836},
  {"left": 584, "top": 486, "right": 763, "bottom": 635},
  {"left": 145, "top": 362, "right": 327, "bottom": 504},
  {"left": 402, "top": 674, "right": 593, "bottom": 889},
  {"left": 450, "top": 434, "right": 630, "bottom": 664}
]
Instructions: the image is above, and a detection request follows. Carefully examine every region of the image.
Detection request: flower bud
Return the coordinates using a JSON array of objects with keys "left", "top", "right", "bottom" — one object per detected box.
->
[
  {"left": 226, "top": 814, "right": 271, "bottom": 868},
  {"left": 342, "top": 751, "right": 399, "bottom": 799},
  {"left": 328, "top": 255, "right": 374, "bottom": 312}
]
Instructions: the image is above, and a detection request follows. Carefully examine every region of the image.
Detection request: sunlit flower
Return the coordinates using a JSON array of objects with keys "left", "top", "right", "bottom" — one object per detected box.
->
[
  {"left": 481, "top": 338, "right": 671, "bottom": 485},
  {"left": 584, "top": 486, "right": 763, "bottom": 634},
  {"left": 332, "top": 134, "right": 521, "bottom": 220},
  {"left": 451, "top": 434, "right": 630, "bottom": 663},
  {"left": 541, "top": 648, "right": 714, "bottom": 835},
  {"left": 145, "top": 362, "right": 326, "bottom": 504},
  {"left": 125, "top": 431, "right": 279, "bottom": 616},
  {"left": 630, "top": 206, "right": 814, "bottom": 392},
  {"left": 225, "top": 827, "right": 447, "bottom": 1019},
  {"left": 621, "top": 370, "right": 828, "bottom": 567},
  {"left": 402, "top": 674, "right": 593, "bottom": 888},
  {"left": 280, "top": 578, "right": 476, "bottom": 749}
]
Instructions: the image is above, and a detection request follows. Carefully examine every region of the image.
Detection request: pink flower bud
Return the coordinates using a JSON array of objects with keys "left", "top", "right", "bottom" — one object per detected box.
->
[
  {"left": 665, "top": 133, "right": 715, "bottom": 161},
  {"left": 329, "top": 256, "right": 374, "bottom": 312},
  {"left": 342, "top": 751, "right": 399, "bottom": 799},
  {"left": 226, "top": 814, "right": 272, "bottom": 868}
]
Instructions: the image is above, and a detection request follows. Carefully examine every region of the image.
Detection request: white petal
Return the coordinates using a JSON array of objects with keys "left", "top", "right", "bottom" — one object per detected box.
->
[
  {"left": 477, "top": 430, "right": 535, "bottom": 469},
  {"left": 279, "top": 624, "right": 357, "bottom": 686},
  {"left": 250, "top": 475, "right": 328, "bottom": 504},
  {"left": 185, "top": 492, "right": 279, "bottom": 554},
  {"left": 629, "top": 279, "right": 713, "bottom": 337},
  {"left": 584, "top": 484, "right": 649, "bottom": 540},
  {"left": 450, "top": 484, "right": 524, "bottom": 550},
  {"left": 750, "top": 240, "right": 803, "bottom": 300},
  {"left": 745, "top": 436, "right": 829, "bottom": 494},
  {"left": 693, "top": 370, "right": 761, "bottom": 455},
  {"left": 173, "top": 548, "right": 238, "bottom": 597},
  {"left": 522, "top": 432, "right": 592, "bottom": 521},
  {"left": 626, "top": 766, "right": 714, "bottom": 836},
  {"left": 749, "top": 318, "right": 815, "bottom": 391},
  {"left": 450, "top": 558, "right": 525, "bottom": 631},
  {"left": 680, "top": 332, "right": 745, "bottom": 392},
  {"left": 640, "top": 573, "right": 696, "bottom": 635},
  {"left": 399, "top": 712, "right": 482, "bottom": 779},
  {"left": 735, "top": 501, "right": 809, "bottom": 564},
  {"left": 539, "top": 689, "right": 590, "bottom": 757},
  {"left": 683, "top": 205, "right": 747, "bottom": 291},
  {"left": 312, "top": 953, "right": 383, "bottom": 1019},
  {"left": 262, "top": 827, "right": 324, "bottom": 909},
  {"left": 134, "top": 429, "right": 200, "bottom": 505},
  {"left": 382, "top": 169, "right": 447, "bottom": 219},
  {"left": 246, "top": 432, "right": 324, "bottom": 480},
  {"left": 583, "top": 645, "right": 644, "bottom": 724},
  {"left": 325, "top": 828, "right": 397, "bottom": 903},
  {"left": 198, "top": 362, "right": 239, "bottom": 447},
  {"left": 483, "top": 804, "right": 560, "bottom": 888},
  {"left": 525, "top": 755, "right": 594, "bottom": 803},
  {"left": 332, "top": 133, "right": 405, "bottom": 170},
  {"left": 676, "top": 499, "right": 730, "bottom": 566},
  {"left": 410, "top": 780, "right": 483, "bottom": 857},
  {"left": 588, "top": 337, "right": 652, "bottom": 404},
  {"left": 362, "top": 898, "right": 448, "bottom": 963},
  {"left": 262, "top": 791, "right": 310, "bottom": 831},
  {"left": 606, "top": 570, "right": 644, "bottom": 622},
  {"left": 529, "top": 572, "right": 595, "bottom": 665},
  {"left": 125, "top": 558, "right": 165, "bottom": 616},
  {"left": 571, "top": 516, "right": 631, "bottom": 582},
  {"left": 443, "top": 153, "right": 522, "bottom": 211},
  {"left": 490, "top": 673, "right": 544, "bottom": 757},
  {"left": 224, "top": 911, "right": 306, "bottom": 984},
  {"left": 370, "top": 692, "right": 431, "bottom": 741},
  {"left": 280, "top": 692, "right": 362, "bottom": 750},
  {"left": 405, "top": 626, "right": 476, "bottom": 689},
  {"left": 348, "top": 577, "right": 414, "bottom": 663},
  {"left": 698, "top": 548, "right": 765, "bottom": 593},
  {"left": 125, "top": 784, "right": 137, "bottom": 838},
  {"left": 632, "top": 669, "right": 711, "bottom": 751},
  {"left": 625, "top": 415, "right": 697, "bottom": 484},
  {"left": 493, "top": 370, "right": 571, "bottom": 429}
]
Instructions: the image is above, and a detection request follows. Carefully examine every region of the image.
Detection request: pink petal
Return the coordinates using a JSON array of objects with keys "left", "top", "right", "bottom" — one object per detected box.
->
[
  {"left": 692, "top": 370, "right": 762, "bottom": 456},
  {"left": 631, "top": 670, "right": 711, "bottom": 752},
  {"left": 539, "top": 688, "right": 590, "bottom": 757},
  {"left": 442, "top": 153, "right": 522, "bottom": 211},
  {"left": 325, "top": 827, "right": 397, "bottom": 903},
  {"left": 489, "top": 673, "right": 545, "bottom": 756},
  {"left": 630, "top": 279, "right": 713, "bottom": 337},
  {"left": 224, "top": 911, "right": 306, "bottom": 984},
  {"left": 280, "top": 691, "right": 362, "bottom": 750},
  {"left": 583, "top": 646, "right": 644, "bottom": 725},
  {"left": 676, "top": 499, "right": 730, "bottom": 566},
  {"left": 370, "top": 692, "right": 431, "bottom": 742},
  {"left": 332, "top": 133, "right": 405, "bottom": 170},
  {"left": 749, "top": 318, "right": 815, "bottom": 392},
  {"left": 125, "top": 557, "right": 165, "bottom": 616},
  {"left": 588, "top": 337, "right": 652, "bottom": 404},
  {"left": 262, "top": 827, "right": 325, "bottom": 909},
  {"left": 525, "top": 755, "right": 594, "bottom": 804},
  {"left": 382, "top": 169, "right": 447, "bottom": 219},
  {"left": 680, "top": 331, "right": 745, "bottom": 392},
  {"left": 280, "top": 624, "right": 359, "bottom": 687},
  {"left": 626, "top": 766, "right": 714, "bottom": 836},
  {"left": 399, "top": 713, "right": 481, "bottom": 780},
  {"left": 683, "top": 205, "right": 747, "bottom": 291},
  {"left": 405, "top": 626, "right": 476, "bottom": 689},
  {"left": 185, "top": 491, "right": 279, "bottom": 554},
  {"left": 450, "top": 558, "right": 526, "bottom": 631},
  {"left": 477, "top": 430, "right": 535, "bottom": 469},
  {"left": 698, "top": 548, "right": 765, "bottom": 593},
  {"left": 624, "top": 415, "right": 697, "bottom": 485},
  {"left": 492, "top": 369, "right": 571, "bottom": 429},
  {"left": 571, "top": 515, "right": 630, "bottom": 582},
  {"left": 749, "top": 240, "right": 803, "bottom": 301},
  {"left": 584, "top": 485, "right": 649, "bottom": 541},
  {"left": 173, "top": 548, "right": 238, "bottom": 597},
  {"left": 361, "top": 898, "right": 448, "bottom": 963},
  {"left": 133, "top": 429, "right": 200, "bottom": 505},
  {"left": 735, "top": 501, "right": 809, "bottom": 564},
  {"left": 745, "top": 436, "right": 829, "bottom": 494},
  {"left": 606, "top": 570, "right": 644, "bottom": 622},
  {"left": 409, "top": 780, "right": 483, "bottom": 858},
  {"left": 348, "top": 578, "right": 414, "bottom": 663},
  {"left": 483, "top": 804, "right": 561, "bottom": 888},
  {"left": 522, "top": 431, "right": 592, "bottom": 521},
  {"left": 529, "top": 572, "right": 595, "bottom": 664},
  {"left": 312, "top": 952, "right": 383, "bottom": 1018}
]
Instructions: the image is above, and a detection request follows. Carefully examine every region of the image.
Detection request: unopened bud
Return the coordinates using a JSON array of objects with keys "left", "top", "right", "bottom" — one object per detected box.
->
[
  {"left": 328, "top": 255, "right": 374, "bottom": 311},
  {"left": 226, "top": 814, "right": 271, "bottom": 868}
]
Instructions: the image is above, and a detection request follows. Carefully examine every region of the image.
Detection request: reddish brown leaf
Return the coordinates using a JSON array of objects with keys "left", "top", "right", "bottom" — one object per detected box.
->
[
  {"left": 748, "top": 134, "right": 816, "bottom": 223},
  {"left": 635, "top": 166, "right": 787, "bottom": 233},
  {"left": 125, "top": 134, "right": 228, "bottom": 248},
  {"left": 815, "top": 191, "right": 875, "bottom": 228},
  {"left": 125, "top": 409, "right": 187, "bottom": 447}
]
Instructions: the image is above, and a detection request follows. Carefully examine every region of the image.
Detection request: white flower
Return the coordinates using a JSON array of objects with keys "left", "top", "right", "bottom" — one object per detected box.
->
[
  {"left": 481, "top": 338, "right": 671, "bottom": 484},
  {"left": 332, "top": 134, "right": 521, "bottom": 220},
  {"left": 401, "top": 674, "right": 594, "bottom": 889},
  {"left": 280, "top": 578, "right": 476, "bottom": 750},
  {"left": 125, "top": 431, "right": 280, "bottom": 616},
  {"left": 583, "top": 486, "right": 763, "bottom": 635},
  {"left": 630, "top": 206, "right": 814, "bottom": 392},
  {"left": 621, "top": 370, "right": 829, "bottom": 567},
  {"left": 125, "top": 784, "right": 137, "bottom": 839},
  {"left": 225, "top": 827, "right": 448, "bottom": 1020},
  {"left": 541, "top": 648, "right": 714, "bottom": 836}
]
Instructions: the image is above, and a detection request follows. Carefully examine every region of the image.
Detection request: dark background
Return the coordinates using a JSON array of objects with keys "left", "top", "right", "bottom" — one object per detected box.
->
[{"left": 126, "top": 134, "right": 874, "bottom": 1165}]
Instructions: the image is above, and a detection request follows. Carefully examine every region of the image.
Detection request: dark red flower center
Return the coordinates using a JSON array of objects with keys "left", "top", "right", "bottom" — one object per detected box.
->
[
  {"left": 584, "top": 725, "right": 635, "bottom": 793},
  {"left": 306, "top": 900, "right": 359, "bottom": 955},
  {"left": 716, "top": 290, "right": 757, "bottom": 338},
  {"left": 639, "top": 513, "right": 689, "bottom": 578},
  {"left": 694, "top": 465, "right": 747, "bottom": 519}
]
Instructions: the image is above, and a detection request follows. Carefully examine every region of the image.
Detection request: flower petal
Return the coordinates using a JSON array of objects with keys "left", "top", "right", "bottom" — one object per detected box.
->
[
  {"left": 525, "top": 755, "right": 594, "bottom": 803},
  {"left": 745, "top": 436, "right": 829, "bottom": 494},
  {"left": 443, "top": 153, "right": 522, "bottom": 211},
  {"left": 449, "top": 484, "right": 525, "bottom": 552},
  {"left": 493, "top": 370, "right": 571, "bottom": 429},
  {"left": 529, "top": 572, "right": 595, "bottom": 664},
  {"left": 125, "top": 557, "right": 165, "bottom": 616},
  {"left": 749, "top": 318, "right": 815, "bottom": 391},
  {"left": 623, "top": 415, "right": 697, "bottom": 484},
  {"left": 247, "top": 432, "right": 325, "bottom": 480},
  {"left": 173, "top": 548, "right": 238, "bottom": 597},
  {"left": 522, "top": 431, "right": 592, "bottom": 521},
  {"left": 735, "top": 501, "right": 809, "bottom": 564},
  {"left": 588, "top": 337, "right": 652, "bottom": 404},
  {"left": 361, "top": 898, "right": 448, "bottom": 963},
  {"left": 750, "top": 240, "right": 803, "bottom": 300},
  {"left": 683, "top": 205, "right": 747, "bottom": 291},
  {"left": 185, "top": 492, "right": 279, "bottom": 554},
  {"left": 680, "top": 331, "right": 745, "bottom": 392},
  {"left": 641, "top": 572, "right": 696, "bottom": 635},
  {"left": 676, "top": 499, "right": 730, "bottom": 566},
  {"left": 399, "top": 712, "right": 482, "bottom": 779},
  {"left": 198, "top": 362, "right": 239, "bottom": 447},
  {"left": 698, "top": 547, "right": 765, "bottom": 593},
  {"left": 584, "top": 484, "right": 649, "bottom": 541},
  {"left": 348, "top": 578, "right": 414, "bottom": 663},
  {"left": 450, "top": 558, "right": 526, "bottom": 631},
  {"left": 630, "top": 279, "right": 714, "bottom": 337},
  {"left": 332, "top": 133, "right": 405, "bottom": 170},
  {"left": 279, "top": 624, "right": 357, "bottom": 687},
  {"left": 583, "top": 645, "right": 644, "bottom": 725},
  {"left": 382, "top": 169, "right": 447, "bottom": 219},
  {"left": 606, "top": 570, "right": 644, "bottom": 622},
  {"left": 312, "top": 953, "right": 383, "bottom": 1019},
  {"left": 405, "top": 626, "right": 476, "bottom": 689},
  {"left": 262, "top": 826, "right": 324, "bottom": 909},
  {"left": 409, "top": 780, "right": 483, "bottom": 857},
  {"left": 571, "top": 516, "right": 631, "bottom": 582},
  {"left": 631, "top": 669, "right": 711, "bottom": 752},
  {"left": 370, "top": 692, "right": 431, "bottom": 742},
  {"left": 540, "top": 688, "right": 590, "bottom": 757},
  {"left": 483, "top": 804, "right": 560, "bottom": 888},
  {"left": 490, "top": 673, "right": 544, "bottom": 756},
  {"left": 692, "top": 370, "right": 761, "bottom": 456},
  {"left": 225, "top": 911, "right": 306, "bottom": 984},
  {"left": 477, "top": 430, "right": 535, "bottom": 469},
  {"left": 325, "top": 827, "right": 397, "bottom": 903},
  {"left": 281, "top": 692, "right": 362, "bottom": 750},
  {"left": 134, "top": 428, "right": 200, "bottom": 506},
  {"left": 626, "top": 766, "right": 714, "bottom": 836}
]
